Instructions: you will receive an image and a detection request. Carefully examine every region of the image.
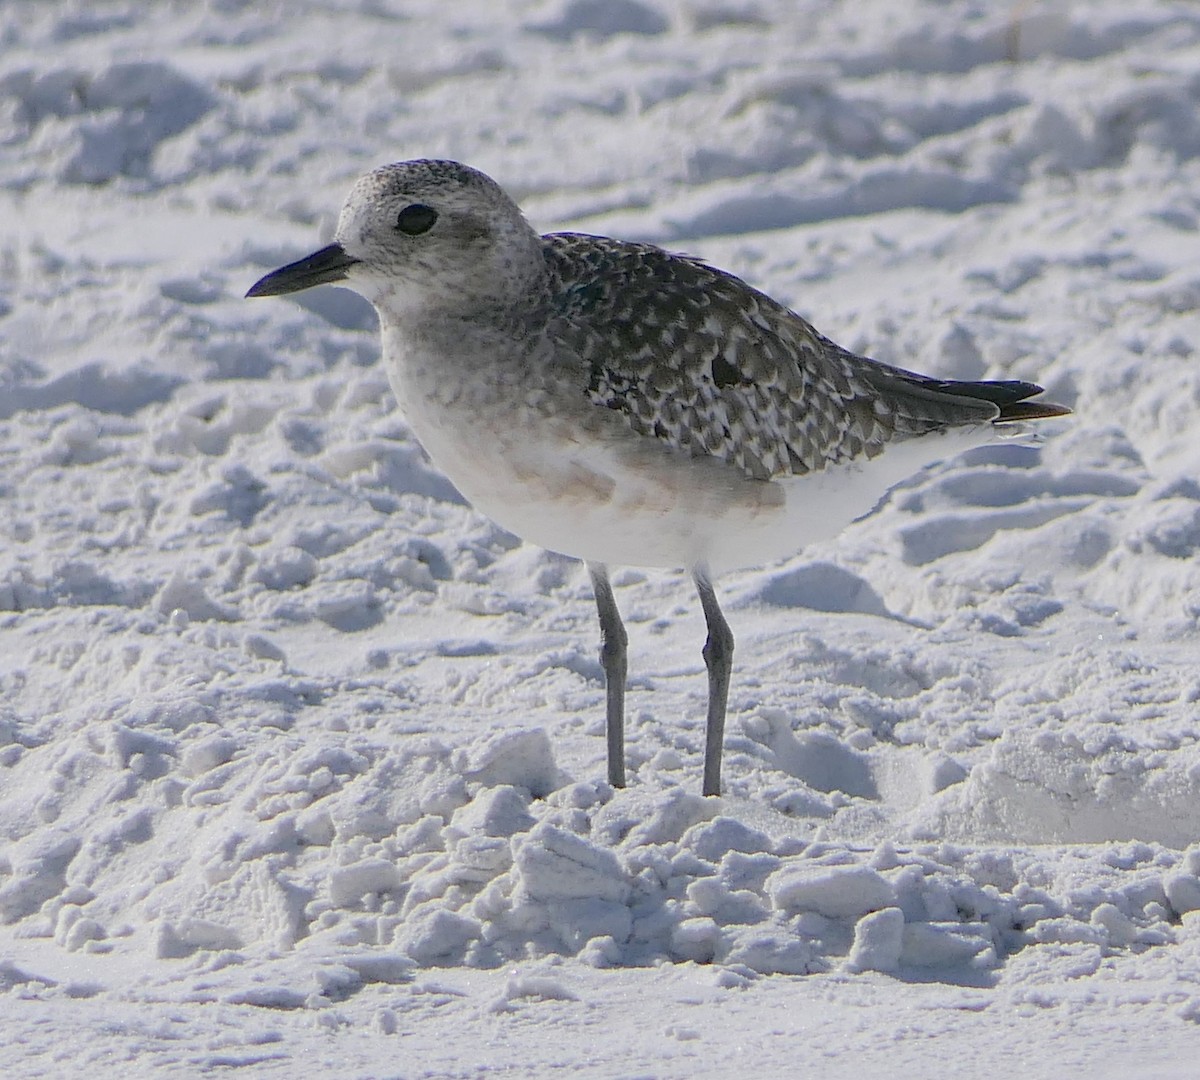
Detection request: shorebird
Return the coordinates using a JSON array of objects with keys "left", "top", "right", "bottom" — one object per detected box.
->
[{"left": 248, "top": 159, "right": 1068, "bottom": 796}]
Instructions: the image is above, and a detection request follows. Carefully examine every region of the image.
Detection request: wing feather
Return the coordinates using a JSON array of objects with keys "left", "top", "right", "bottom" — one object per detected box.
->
[{"left": 542, "top": 233, "right": 1058, "bottom": 482}]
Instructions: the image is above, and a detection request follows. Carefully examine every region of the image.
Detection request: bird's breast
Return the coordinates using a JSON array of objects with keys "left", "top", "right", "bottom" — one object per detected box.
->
[{"left": 378, "top": 323, "right": 793, "bottom": 568}]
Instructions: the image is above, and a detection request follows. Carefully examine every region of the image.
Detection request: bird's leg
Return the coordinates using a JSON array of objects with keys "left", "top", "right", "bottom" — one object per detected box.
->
[
  {"left": 588, "top": 562, "right": 627, "bottom": 788},
  {"left": 694, "top": 567, "right": 734, "bottom": 797}
]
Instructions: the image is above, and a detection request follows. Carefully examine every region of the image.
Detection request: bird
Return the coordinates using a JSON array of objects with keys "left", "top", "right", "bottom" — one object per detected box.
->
[{"left": 247, "top": 159, "right": 1069, "bottom": 798}]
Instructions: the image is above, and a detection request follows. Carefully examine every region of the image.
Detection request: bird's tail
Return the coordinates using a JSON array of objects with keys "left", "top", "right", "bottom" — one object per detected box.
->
[{"left": 919, "top": 377, "right": 1072, "bottom": 422}]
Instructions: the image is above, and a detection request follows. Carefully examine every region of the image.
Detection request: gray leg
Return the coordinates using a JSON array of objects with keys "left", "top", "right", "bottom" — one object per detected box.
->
[
  {"left": 694, "top": 568, "right": 733, "bottom": 797},
  {"left": 588, "top": 562, "right": 627, "bottom": 788}
]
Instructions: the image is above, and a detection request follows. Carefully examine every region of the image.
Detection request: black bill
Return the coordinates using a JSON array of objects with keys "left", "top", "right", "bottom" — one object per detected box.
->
[{"left": 246, "top": 242, "right": 361, "bottom": 297}]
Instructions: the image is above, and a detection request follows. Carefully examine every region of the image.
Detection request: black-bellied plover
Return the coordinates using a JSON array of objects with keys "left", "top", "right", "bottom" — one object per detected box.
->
[{"left": 248, "top": 159, "right": 1069, "bottom": 797}]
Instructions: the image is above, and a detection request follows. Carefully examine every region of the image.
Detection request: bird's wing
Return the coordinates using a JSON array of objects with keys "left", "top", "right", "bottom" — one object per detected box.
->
[{"left": 542, "top": 233, "right": 1002, "bottom": 482}]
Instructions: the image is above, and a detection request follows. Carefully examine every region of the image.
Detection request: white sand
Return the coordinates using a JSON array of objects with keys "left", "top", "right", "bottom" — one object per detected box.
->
[{"left": 1, "top": 2, "right": 1198, "bottom": 1076}]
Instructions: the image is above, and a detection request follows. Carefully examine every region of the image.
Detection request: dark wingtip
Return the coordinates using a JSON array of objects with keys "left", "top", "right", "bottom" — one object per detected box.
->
[
  {"left": 997, "top": 399, "right": 1073, "bottom": 422},
  {"left": 919, "top": 377, "right": 1072, "bottom": 422}
]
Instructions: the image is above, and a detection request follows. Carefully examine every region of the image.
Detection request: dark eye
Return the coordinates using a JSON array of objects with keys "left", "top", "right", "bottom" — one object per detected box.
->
[{"left": 395, "top": 204, "right": 438, "bottom": 235}]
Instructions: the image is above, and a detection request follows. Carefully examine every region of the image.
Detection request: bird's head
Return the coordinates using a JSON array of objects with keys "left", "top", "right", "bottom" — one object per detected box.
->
[{"left": 247, "top": 159, "right": 544, "bottom": 317}]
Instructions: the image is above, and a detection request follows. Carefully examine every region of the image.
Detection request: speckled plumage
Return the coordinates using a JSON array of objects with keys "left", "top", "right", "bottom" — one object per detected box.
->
[
  {"left": 248, "top": 158, "right": 1069, "bottom": 796},
  {"left": 542, "top": 233, "right": 1028, "bottom": 482}
]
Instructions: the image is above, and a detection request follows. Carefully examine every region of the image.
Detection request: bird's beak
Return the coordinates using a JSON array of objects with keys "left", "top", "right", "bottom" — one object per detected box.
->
[{"left": 246, "top": 242, "right": 361, "bottom": 298}]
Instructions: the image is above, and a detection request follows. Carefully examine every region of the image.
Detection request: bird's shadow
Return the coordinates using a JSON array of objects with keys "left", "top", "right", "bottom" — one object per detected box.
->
[{"left": 734, "top": 560, "right": 926, "bottom": 627}]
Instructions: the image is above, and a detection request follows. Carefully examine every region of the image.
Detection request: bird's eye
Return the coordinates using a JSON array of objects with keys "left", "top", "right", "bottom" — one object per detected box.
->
[{"left": 395, "top": 204, "right": 438, "bottom": 235}]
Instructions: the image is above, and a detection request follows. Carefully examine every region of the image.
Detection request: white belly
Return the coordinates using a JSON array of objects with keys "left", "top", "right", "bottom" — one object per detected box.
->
[
  {"left": 382, "top": 325, "right": 994, "bottom": 573},
  {"left": 458, "top": 423, "right": 993, "bottom": 573}
]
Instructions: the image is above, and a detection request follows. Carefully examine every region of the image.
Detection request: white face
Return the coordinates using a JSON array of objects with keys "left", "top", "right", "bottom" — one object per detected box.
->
[{"left": 333, "top": 160, "right": 543, "bottom": 313}]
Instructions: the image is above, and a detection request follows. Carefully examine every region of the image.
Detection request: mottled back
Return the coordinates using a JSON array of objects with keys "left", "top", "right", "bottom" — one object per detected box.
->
[{"left": 543, "top": 234, "right": 1012, "bottom": 482}]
